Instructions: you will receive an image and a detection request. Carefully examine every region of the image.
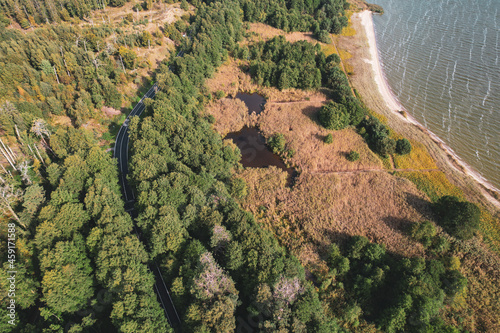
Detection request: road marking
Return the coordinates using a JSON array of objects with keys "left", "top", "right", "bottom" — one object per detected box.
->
[{"left": 155, "top": 264, "right": 181, "bottom": 324}]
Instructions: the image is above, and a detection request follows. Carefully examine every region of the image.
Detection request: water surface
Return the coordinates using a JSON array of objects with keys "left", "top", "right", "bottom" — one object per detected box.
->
[
  {"left": 371, "top": 0, "right": 500, "bottom": 189},
  {"left": 235, "top": 92, "right": 266, "bottom": 114},
  {"left": 225, "top": 126, "right": 295, "bottom": 184}
]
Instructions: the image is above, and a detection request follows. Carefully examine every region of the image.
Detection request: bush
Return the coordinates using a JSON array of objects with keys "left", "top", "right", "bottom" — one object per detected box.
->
[
  {"left": 268, "top": 133, "right": 286, "bottom": 153},
  {"left": 318, "top": 101, "right": 349, "bottom": 130},
  {"left": 324, "top": 133, "right": 333, "bottom": 144},
  {"left": 375, "top": 136, "right": 396, "bottom": 157},
  {"left": 396, "top": 138, "right": 412, "bottom": 155},
  {"left": 410, "top": 221, "right": 436, "bottom": 248},
  {"left": 215, "top": 90, "right": 225, "bottom": 99},
  {"left": 433, "top": 196, "right": 480, "bottom": 240},
  {"left": 346, "top": 151, "right": 359, "bottom": 162},
  {"left": 317, "top": 30, "right": 331, "bottom": 43}
]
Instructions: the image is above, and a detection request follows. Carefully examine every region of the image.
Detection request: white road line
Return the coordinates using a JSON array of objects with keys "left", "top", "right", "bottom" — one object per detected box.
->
[
  {"left": 154, "top": 282, "right": 172, "bottom": 326},
  {"left": 155, "top": 264, "right": 181, "bottom": 323}
]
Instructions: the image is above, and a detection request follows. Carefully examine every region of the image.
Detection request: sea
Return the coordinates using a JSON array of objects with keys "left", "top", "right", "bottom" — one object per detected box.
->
[{"left": 370, "top": 0, "right": 500, "bottom": 190}]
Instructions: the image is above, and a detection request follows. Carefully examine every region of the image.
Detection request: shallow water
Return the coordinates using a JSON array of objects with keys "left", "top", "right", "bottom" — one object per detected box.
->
[
  {"left": 225, "top": 126, "right": 295, "bottom": 184},
  {"left": 234, "top": 92, "right": 266, "bottom": 114},
  {"left": 371, "top": 0, "right": 500, "bottom": 189}
]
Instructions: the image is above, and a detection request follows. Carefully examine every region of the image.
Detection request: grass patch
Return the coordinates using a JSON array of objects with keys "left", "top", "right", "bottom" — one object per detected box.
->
[
  {"left": 479, "top": 209, "right": 500, "bottom": 254},
  {"left": 341, "top": 11, "right": 356, "bottom": 37},
  {"left": 321, "top": 44, "right": 337, "bottom": 57},
  {"left": 394, "top": 171, "right": 464, "bottom": 202},
  {"left": 381, "top": 156, "right": 393, "bottom": 169},
  {"left": 393, "top": 140, "right": 438, "bottom": 170}
]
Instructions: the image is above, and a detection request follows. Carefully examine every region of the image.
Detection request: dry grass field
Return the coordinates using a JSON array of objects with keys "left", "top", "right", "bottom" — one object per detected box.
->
[{"left": 237, "top": 167, "right": 430, "bottom": 269}]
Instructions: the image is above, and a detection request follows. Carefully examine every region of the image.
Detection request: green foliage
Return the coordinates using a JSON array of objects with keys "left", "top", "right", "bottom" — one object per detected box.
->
[
  {"left": 324, "top": 133, "right": 333, "bottom": 144},
  {"left": 318, "top": 101, "right": 349, "bottom": 130},
  {"left": 317, "top": 29, "right": 331, "bottom": 43},
  {"left": 396, "top": 138, "right": 412, "bottom": 155},
  {"left": 249, "top": 36, "right": 321, "bottom": 90},
  {"left": 320, "top": 236, "right": 465, "bottom": 332},
  {"left": 180, "top": 0, "right": 189, "bottom": 10},
  {"left": 433, "top": 196, "right": 481, "bottom": 240},
  {"left": 240, "top": 0, "right": 348, "bottom": 34},
  {"left": 268, "top": 133, "right": 286, "bottom": 153},
  {"left": 410, "top": 220, "right": 437, "bottom": 247},
  {"left": 230, "top": 177, "right": 247, "bottom": 199},
  {"left": 346, "top": 150, "right": 360, "bottom": 161},
  {"left": 360, "top": 115, "right": 400, "bottom": 157}
]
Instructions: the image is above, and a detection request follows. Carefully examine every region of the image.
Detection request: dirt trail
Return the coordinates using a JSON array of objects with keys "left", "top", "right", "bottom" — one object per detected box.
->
[{"left": 309, "top": 167, "right": 440, "bottom": 175}]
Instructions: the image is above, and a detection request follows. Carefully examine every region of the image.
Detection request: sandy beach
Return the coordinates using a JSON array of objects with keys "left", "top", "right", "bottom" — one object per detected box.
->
[{"left": 343, "top": 10, "right": 499, "bottom": 209}]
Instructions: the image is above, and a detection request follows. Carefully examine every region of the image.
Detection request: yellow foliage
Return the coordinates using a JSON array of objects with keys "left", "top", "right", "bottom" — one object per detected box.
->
[
  {"left": 393, "top": 140, "right": 438, "bottom": 170},
  {"left": 394, "top": 171, "right": 464, "bottom": 202},
  {"left": 479, "top": 209, "right": 500, "bottom": 253},
  {"left": 321, "top": 44, "right": 337, "bottom": 57},
  {"left": 33, "top": 159, "right": 41, "bottom": 172},
  {"left": 449, "top": 256, "right": 461, "bottom": 270}
]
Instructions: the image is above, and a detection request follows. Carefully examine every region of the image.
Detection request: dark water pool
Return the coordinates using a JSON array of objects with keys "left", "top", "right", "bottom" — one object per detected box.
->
[
  {"left": 234, "top": 92, "right": 266, "bottom": 114},
  {"left": 225, "top": 126, "right": 296, "bottom": 185}
]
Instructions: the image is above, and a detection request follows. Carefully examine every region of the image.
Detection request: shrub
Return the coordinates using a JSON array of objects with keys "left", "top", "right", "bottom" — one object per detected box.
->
[
  {"left": 346, "top": 151, "right": 360, "bottom": 162},
  {"left": 215, "top": 90, "right": 225, "bottom": 99},
  {"left": 317, "top": 30, "right": 331, "bottom": 43},
  {"left": 268, "top": 133, "right": 286, "bottom": 153},
  {"left": 324, "top": 133, "right": 333, "bottom": 144},
  {"left": 318, "top": 101, "right": 349, "bottom": 130},
  {"left": 396, "top": 138, "right": 412, "bottom": 155},
  {"left": 433, "top": 196, "right": 480, "bottom": 240},
  {"left": 180, "top": 0, "right": 189, "bottom": 10},
  {"left": 375, "top": 137, "right": 396, "bottom": 157},
  {"left": 410, "top": 221, "right": 436, "bottom": 248}
]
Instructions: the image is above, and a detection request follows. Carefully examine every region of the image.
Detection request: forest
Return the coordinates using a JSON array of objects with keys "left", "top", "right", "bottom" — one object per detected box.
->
[{"left": 0, "top": 0, "right": 495, "bottom": 332}]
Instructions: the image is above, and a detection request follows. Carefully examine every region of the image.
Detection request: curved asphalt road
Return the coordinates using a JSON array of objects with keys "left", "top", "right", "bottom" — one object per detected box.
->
[{"left": 114, "top": 83, "right": 182, "bottom": 330}]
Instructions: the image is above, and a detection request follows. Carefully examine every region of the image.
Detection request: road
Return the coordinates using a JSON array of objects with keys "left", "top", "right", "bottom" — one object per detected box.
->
[{"left": 114, "top": 83, "right": 182, "bottom": 330}]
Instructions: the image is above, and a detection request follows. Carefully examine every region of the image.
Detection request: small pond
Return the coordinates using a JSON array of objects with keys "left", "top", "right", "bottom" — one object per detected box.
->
[
  {"left": 234, "top": 92, "right": 266, "bottom": 114},
  {"left": 225, "top": 126, "right": 296, "bottom": 185}
]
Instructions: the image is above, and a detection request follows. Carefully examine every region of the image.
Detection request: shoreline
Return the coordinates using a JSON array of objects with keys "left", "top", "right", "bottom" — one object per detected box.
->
[{"left": 356, "top": 10, "right": 500, "bottom": 208}]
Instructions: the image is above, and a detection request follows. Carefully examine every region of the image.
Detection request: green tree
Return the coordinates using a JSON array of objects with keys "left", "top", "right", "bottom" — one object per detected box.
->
[
  {"left": 433, "top": 196, "right": 480, "bottom": 240},
  {"left": 268, "top": 133, "right": 286, "bottom": 153},
  {"left": 396, "top": 138, "right": 412, "bottom": 155},
  {"left": 318, "top": 101, "right": 349, "bottom": 130}
]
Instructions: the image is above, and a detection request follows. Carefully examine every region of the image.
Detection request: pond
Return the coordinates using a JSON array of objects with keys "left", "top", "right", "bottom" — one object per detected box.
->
[
  {"left": 225, "top": 126, "right": 296, "bottom": 185},
  {"left": 234, "top": 92, "right": 266, "bottom": 114}
]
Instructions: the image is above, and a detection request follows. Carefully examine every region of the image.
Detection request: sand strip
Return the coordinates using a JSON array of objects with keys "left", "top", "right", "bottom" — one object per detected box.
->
[{"left": 357, "top": 10, "right": 499, "bottom": 206}]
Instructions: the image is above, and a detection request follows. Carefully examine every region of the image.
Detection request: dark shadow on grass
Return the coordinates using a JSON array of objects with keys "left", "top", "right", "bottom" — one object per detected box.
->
[
  {"left": 404, "top": 192, "right": 434, "bottom": 220},
  {"left": 301, "top": 105, "right": 322, "bottom": 126},
  {"left": 382, "top": 216, "right": 414, "bottom": 235}
]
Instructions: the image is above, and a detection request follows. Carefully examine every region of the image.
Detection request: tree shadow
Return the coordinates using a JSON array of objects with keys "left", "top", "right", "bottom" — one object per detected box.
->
[
  {"left": 301, "top": 105, "right": 322, "bottom": 125},
  {"left": 382, "top": 216, "right": 414, "bottom": 235},
  {"left": 404, "top": 192, "right": 434, "bottom": 220}
]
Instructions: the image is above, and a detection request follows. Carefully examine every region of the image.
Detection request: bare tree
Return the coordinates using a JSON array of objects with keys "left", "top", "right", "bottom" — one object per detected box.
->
[
  {"left": 17, "top": 161, "right": 32, "bottom": 185},
  {"left": 31, "top": 119, "right": 52, "bottom": 154},
  {"left": 0, "top": 184, "right": 25, "bottom": 227}
]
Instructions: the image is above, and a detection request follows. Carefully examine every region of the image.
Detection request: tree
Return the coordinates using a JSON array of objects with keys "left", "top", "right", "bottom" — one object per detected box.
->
[
  {"left": 433, "top": 196, "right": 480, "bottom": 240},
  {"left": 346, "top": 151, "right": 360, "bottom": 161},
  {"left": 180, "top": 0, "right": 189, "bottom": 11},
  {"left": 22, "top": 184, "right": 45, "bottom": 224},
  {"left": 40, "top": 240, "right": 94, "bottom": 314},
  {"left": 396, "top": 138, "right": 412, "bottom": 155},
  {"left": 118, "top": 47, "right": 137, "bottom": 69},
  {"left": 318, "top": 101, "right": 349, "bottom": 130},
  {"left": 375, "top": 136, "right": 396, "bottom": 157},
  {"left": 317, "top": 29, "right": 331, "bottom": 43},
  {"left": 410, "top": 221, "right": 436, "bottom": 247},
  {"left": 268, "top": 133, "right": 286, "bottom": 153}
]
